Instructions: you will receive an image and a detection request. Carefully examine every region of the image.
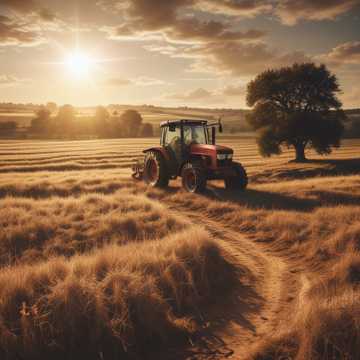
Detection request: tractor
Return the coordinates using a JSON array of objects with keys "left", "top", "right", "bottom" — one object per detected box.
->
[{"left": 132, "top": 119, "right": 248, "bottom": 193}]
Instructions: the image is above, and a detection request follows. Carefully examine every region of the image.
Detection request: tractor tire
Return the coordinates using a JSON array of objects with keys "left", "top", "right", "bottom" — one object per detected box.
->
[
  {"left": 143, "top": 151, "right": 169, "bottom": 188},
  {"left": 225, "top": 163, "right": 248, "bottom": 190},
  {"left": 181, "top": 162, "right": 207, "bottom": 193}
]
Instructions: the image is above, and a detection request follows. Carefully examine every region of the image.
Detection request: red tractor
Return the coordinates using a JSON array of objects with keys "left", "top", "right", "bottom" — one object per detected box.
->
[{"left": 132, "top": 119, "right": 247, "bottom": 193}]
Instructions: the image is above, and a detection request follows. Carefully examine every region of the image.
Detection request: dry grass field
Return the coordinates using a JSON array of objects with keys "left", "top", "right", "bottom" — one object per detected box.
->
[{"left": 0, "top": 136, "right": 359, "bottom": 359}]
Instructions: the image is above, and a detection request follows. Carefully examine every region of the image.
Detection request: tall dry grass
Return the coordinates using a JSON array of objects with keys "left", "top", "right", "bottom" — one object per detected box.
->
[
  {"left": 0, "top": 191, "right": 187, "bottom": 266},
  {"left": 0, "top": 138, "right": 359, "bottom": 359},
  {"left": 149, "top": 174, "right": 360, "bottom": 359},
  {"left": 0, "top": 228, "right": 236, "bottom": 360}
]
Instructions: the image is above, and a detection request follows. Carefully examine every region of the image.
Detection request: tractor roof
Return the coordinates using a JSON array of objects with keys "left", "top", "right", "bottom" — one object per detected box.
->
[{"left": 160, "top": 119, "right": 208, "bottom": 128}]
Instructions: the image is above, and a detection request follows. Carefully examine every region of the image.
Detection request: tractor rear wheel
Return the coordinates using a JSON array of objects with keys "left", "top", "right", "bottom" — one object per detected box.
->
[
  {"left": 225, "top": 163, "right": 248, "bottom": 190},
  {"left": 181, "top": 162, "right": 207, "bottom": 193},
  {"left": 143, "top": 151, "right": 169, "bottom": 188}
]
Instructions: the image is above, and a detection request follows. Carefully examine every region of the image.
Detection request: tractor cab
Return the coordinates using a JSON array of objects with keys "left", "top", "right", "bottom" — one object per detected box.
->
[
  {"left": 160, "top": 120, "right": 217, "bottom": 175},
  {"left": 132, "top": 119, "right": 248, "bottom": 193}
]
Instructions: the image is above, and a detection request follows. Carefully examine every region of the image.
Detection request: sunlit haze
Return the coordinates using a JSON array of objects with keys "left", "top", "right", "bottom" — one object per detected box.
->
[
  {"left": 0, "top": 0, "right": 359, "bottom": 107},
  {"left": 65, "top": 52, "right": 93, "bottom": 78}
]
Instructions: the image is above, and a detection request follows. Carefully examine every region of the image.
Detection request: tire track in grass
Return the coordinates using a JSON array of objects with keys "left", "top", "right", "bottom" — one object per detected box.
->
[{"left": 163, "top": 200, "right": 304, "bottom": 359}]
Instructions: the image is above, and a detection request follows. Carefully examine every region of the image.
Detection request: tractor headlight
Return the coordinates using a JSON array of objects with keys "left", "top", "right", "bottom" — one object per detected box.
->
[
  {"left": 217, "top": 153, "right": 233, "bottom": 160},
  {"left": 217, "top": 154, "right": 227, "bottom": 160}
]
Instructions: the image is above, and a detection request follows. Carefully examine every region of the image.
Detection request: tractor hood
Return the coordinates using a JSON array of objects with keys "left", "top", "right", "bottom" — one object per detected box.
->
[
  {"left": 190, "top": 144, "right": 233, "bottom": 156},
  {"left": 190, "top": 144, "right": 233, "bottom": 169}
]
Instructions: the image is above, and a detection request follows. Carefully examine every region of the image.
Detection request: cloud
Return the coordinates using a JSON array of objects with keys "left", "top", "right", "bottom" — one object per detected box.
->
[
  {"left": 212, "top": 0, "right": 360, "bottom": 25},
  {"left": 133, "top": 76, "right": 167, "bottom": 86},
  {"left": 102, "top": 78, "right": 132, "bottom": 86},
  {"left": 100, "top": 0, "right": 359, "bottom": 41},
  {"left": 0, "top": 0, "right": 60, "bottom": 46},
  {"left": 1, "top": 0, "right": 57, "bottom": 22},
  {"left": 162, "top": 83, "right": 250, "bottom": 106},
  {"left": 38, "top": 8, "right": 57, "bottom": 22},
  {"left": 198, "top": 0, "right": 273, "bottom": 17},
  {"left": 0, "top": 16, "right": 45, "bottom": 46},
  {"left": 166, "top": 84, "right": 247, "bottom": 104},
  {"left": 101, "top": 76, "right": 166, "bottom": 87},
  {"left": 318, "top": 41, "right": 360, "bottom": 66},
  {"left": 221, "top": 84, "right": 247, "bottom": 96},
  {"left": 164, "top": 18, "right": 265, "bottom": 43},
  {"left": 167, "top": 87, "right": 214, "bottom": 101},
  {"left": 276, "top": 0, "right": 360, "bottom": 25},
  {"left": 0, "top": 0, "right": 37, "bottom": 13},
  {"left": 184, "top": 41, "right": 311, "bottom": 76},
  {"left": 164, "top": 86, "right": 239, "bottom": 106},
  {"left": 0, "top": 74, "right": 30, "bottom": 86},
  {"left": 143, "top": 44, "right": 181, "bottom": 56},
  {"left": 101, "top": 0, "right": 265, "bottom": 43}
]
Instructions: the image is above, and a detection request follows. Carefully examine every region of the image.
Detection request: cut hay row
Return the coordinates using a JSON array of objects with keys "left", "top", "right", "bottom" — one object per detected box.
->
[
  {"left": 0, "top": 153, "right": 142, "bottom": 163},
  {"left": 0, "top": 136, "right": 359, "bottom": 360},
  {"left": 0, "top": 170, "right": 133, "bottom": 199},
  {"left": 0, "top": 138, "right": 359, "bottom": 175}
]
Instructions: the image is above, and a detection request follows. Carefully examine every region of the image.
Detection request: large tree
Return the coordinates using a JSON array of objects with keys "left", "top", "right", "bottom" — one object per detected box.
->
[{"left": 247, "top": 63, "right": 345, "bottom": 162}]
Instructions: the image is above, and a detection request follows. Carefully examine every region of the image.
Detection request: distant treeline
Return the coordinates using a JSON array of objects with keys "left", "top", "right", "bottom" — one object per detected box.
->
[
  {"left": 0, "top": 105, "right": 154, "bottom": 139},
  {"left": 1, "top": 103, "right": 360, "bottom": 139},
  {"left": 0, "top": 121, "right": 18, "bottom": 137}
]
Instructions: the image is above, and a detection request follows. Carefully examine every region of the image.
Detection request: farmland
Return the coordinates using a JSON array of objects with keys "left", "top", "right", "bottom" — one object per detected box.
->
[
  {"left": 1, "top": 105, "right": 360, "bottom": 140},
  {"left": 0, "top": 105, "right": 254, "bottom": 138},
  {"left": 0, "top": 136, "right": 359, "bottom": 359}
]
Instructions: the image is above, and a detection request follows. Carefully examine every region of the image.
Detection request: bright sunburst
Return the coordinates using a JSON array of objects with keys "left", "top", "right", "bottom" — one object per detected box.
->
[{"left": 65, "top": 51, "right": 93, "bottom": 77}]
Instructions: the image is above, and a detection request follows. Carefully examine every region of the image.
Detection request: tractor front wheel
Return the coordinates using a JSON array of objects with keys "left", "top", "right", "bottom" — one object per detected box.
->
[
  {"left": 225, "top": 163, "right": 248, "bottom": 190},
  {"left": 143, "top": 151, "right": 169, "bottom": 188},
  {"left": 181, "top": 162, "right": 207, "bottom": 193}
]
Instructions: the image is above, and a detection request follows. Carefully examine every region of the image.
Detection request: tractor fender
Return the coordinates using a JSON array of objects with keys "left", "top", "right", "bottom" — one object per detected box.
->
[
  {"left": 178, "top": 155, "right": 205, "bottom": 177},
  {"left": 143, "top": 147, "right": 170, "bottom": 161}
]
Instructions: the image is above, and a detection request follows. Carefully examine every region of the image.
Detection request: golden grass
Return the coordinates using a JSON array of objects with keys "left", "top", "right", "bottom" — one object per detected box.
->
[
  {"left": 0, "top": 192, "right": 188, "bottom": 266},
  {"left": 151, "top": 175, "right": 360, "bottom": 359},
  {"left": 0, "top": 228, "right": 236, "bottom": 359},
  {"left": 0, "top": 138, "right": 359, "bottom": 176},
  {"left": 0, "top": 137, "right": 359, "bottom": 359}
]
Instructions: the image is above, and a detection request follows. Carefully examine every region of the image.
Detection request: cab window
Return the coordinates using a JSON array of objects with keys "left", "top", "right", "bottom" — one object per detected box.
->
[
  {"left": 183, "top": 125, "right": 207, "bottom": 145},
  {"left": 164, "top": 126, "right": 181, "bottom": 146}
]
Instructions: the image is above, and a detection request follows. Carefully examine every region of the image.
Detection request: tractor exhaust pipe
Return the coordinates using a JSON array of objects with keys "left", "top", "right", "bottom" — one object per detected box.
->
[{"left": 208, "top": 117, "right": 222, "bottom": 145}]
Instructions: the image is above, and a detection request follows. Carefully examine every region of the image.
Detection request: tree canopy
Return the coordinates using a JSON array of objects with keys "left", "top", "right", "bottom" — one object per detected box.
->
[
  {"left": 140, "top": 123, "right": 154, "bottom": 137},
  {"left": 57, "top": 104, "right": 76, "bottom": 134},
  {"left": 31, "top": 107, "right": 51, "bottom": 134},
  {"left": 247, "top": 63, "right": 345, "bottom": 161},
  {"left": 120, "top": 110, "right": 143, "bottom": 137},
  {"left": 94, "top": 106, "right": 110, "bottom": 137}
]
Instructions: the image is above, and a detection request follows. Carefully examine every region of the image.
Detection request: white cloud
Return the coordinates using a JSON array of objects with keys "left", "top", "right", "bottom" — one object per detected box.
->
[{"left": 0, "top": 74, "right": 30, "bottom": 86}]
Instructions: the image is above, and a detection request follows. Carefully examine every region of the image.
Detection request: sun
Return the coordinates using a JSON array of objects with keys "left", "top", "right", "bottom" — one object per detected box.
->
[{"left": 65, "top": 51, "right": 93, "bottom": 77}]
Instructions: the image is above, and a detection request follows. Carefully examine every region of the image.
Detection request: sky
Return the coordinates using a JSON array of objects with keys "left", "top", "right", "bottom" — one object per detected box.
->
[{"left": 0, "top": 0, "right": 359, "bottom": 108}]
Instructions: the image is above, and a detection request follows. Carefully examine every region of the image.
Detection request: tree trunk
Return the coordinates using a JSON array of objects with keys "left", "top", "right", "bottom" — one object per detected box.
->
[{"left": 294, "top": 143, "right": 306, "bottom": 162}]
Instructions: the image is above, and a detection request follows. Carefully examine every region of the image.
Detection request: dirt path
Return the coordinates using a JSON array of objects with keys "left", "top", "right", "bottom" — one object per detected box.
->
[{"left": 165, "top": 201, "right": 305, "bottom": 359}]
